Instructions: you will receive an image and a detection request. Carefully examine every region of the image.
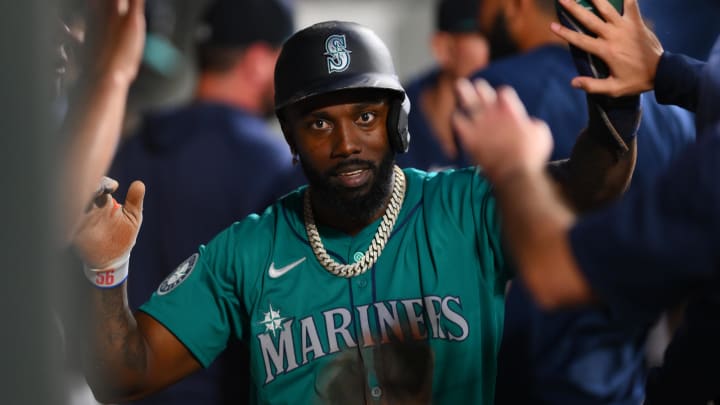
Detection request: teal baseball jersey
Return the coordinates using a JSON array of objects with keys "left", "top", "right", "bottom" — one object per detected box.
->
[{"left": 140, "top": 167, "right": 510, "bottom": 404}]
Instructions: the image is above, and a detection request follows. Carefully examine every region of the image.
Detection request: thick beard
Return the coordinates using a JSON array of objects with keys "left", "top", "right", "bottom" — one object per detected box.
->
[
  {"left": 487, "top": 12, "right": 520, "bottom": 61},
  {"left": 302, "top": 151, "right": 396, "bottom": 224}
]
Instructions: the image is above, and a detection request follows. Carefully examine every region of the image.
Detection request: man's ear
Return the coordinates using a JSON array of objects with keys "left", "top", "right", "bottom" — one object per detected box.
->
[
  {"left": 278, "top": 116, "right": 296, "bottom": 151},
  {"left": 430, "top": 32, "right": 453, "bottom": 69}
]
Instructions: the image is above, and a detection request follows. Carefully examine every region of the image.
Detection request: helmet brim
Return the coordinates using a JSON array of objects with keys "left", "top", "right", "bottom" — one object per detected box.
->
[{"left": 274, "top": 72, "right": 405, "bottom": 111}]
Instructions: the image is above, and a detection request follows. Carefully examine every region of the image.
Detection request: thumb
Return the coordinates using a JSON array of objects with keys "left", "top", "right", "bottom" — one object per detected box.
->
[
  {"left": 571, "top": 76, "right": 620, "bottom": 96},
  {"left": 128, "top": 0, "right": 146, "bottom": 16},
  {"left": 123, "top": 180, "right": 145, "bottom": 222}
]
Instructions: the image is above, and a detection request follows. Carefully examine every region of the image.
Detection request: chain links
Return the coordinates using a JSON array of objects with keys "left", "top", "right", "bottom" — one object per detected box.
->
[{"left": 304, "top": 165, "right": 406, "bottom": 278}]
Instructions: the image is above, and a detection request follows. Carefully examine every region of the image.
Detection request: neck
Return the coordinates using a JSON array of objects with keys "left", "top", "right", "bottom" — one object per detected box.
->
[
  {"left": 195, "top": 73, "right": 262, "bottom": 114},
  {"left": 516, "top": 12, "right": 565, "bottom": 51}
]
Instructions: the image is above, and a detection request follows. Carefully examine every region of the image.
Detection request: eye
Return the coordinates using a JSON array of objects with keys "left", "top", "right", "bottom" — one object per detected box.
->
[
  {"left": 357, "top": 111, "right": 377, "bottom": 125},
  {"left": 309, "top": 119, "right": 329, "bottom": 130}
]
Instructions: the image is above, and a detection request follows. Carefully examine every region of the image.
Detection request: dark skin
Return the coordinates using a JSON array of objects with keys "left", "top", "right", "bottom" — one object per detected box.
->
[
  {"left": 75, "top": 79, "right": 636, "bottom": 402},
  {"left": 280, "top": 89, "right": 395, "bottom": 235}
]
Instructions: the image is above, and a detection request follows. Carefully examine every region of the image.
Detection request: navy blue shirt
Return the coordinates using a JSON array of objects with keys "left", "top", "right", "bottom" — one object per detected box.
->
[
  {"left": 465, "top": 45, "right": 694, "bottom": 405},
  {"left": 109, "top": 102, "right": 302, "bottom": 405},
  {"left": 641, "top": 0, "right": 720, "bottom": 60},
  {"left": 397, "top": 68, "right": 469, "bottom": 171},
  {"left": 571, "top": 39, "right": 720, "bottom": 404}
]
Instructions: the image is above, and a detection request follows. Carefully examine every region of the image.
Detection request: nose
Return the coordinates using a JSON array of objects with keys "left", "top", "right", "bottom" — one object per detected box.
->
[{"left": 330, "top": 122, "right": 361, "bottom": 158}]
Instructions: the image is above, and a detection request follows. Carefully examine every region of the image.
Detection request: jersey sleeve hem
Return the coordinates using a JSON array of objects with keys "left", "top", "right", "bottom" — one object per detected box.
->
[{"left": 137, "top": 307, "right": 214, "bottom": 368}]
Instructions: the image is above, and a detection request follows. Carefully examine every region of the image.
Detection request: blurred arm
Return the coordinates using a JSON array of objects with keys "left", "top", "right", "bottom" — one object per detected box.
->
[
  {"left": 451, "top": 78, "right": 626, "bottom": 308},
  {"left": 73, "top": 181, "right": 202, "bottom": 402},
  {"left": 61, "top": 0, "right": 145, "bottom": 242}
]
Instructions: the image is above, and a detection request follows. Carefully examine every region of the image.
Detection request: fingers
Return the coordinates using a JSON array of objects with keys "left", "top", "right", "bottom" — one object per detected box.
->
[
  {"left": 452, "top": 78, "right": 497, "bottom": 151},
  {"left": 588, "top": 0, "right": 622, "bottom": 22},
  {"left": 451, "top": 109, "right": 477, "bottom": 152},
  {"left": 86, "top": 177, "right": 118, "bottom": 212},
  {"left": 623, "top": 0, "right": 642, "bottom": 22},
  {"left": 123, "top": 180, "right": 145, "bottom": 223},
  {"left": 98, "top": 176, "right": 119, "bottom": 195},
  {"left": 128, "top": 0, "right": 146, "bottom": 16},
  {"left": 496, "top": 86, "right": 529, "bottom": 122},
  {"left": 570, "top": 76, "right": 621, "bottom": 96},
  {"left": 455, "top": 78, "right": 480, "bottom": 114},
  {"left": 455, "top": 78, "right": 496, "bottom": 116},
  {"left": 551, "top": 22, "right": 602, "bottom": 57},
  {"left": 557, "top": 0, "right": 607, "bottom": 34}
]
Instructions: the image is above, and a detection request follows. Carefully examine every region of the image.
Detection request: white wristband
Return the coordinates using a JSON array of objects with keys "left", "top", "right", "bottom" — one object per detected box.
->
[{"left": 83, "top": 252, "right": 130, "bottom": 289}]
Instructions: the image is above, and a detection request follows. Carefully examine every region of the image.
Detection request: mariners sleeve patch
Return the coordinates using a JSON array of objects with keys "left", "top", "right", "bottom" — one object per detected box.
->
[{"left": 157, "top": 253, "right": 198, "bottom": 295}]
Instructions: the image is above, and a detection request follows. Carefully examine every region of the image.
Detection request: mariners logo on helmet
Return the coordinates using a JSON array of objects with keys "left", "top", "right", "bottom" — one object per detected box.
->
[{"left": 324, "top": 34, "right": 352, "bottom": 74}]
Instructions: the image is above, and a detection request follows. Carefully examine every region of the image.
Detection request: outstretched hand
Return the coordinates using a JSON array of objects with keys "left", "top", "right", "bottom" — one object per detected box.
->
[
  {"left": 551, "top": 0, "right": 663, "bottom": 97},
  {"left": 451, "top": 78, "right": 553, "bottom": 185},
  {"left": 85, "top": 0, "right": 146, "bottom": 85},
  {"left": 73, "top": 180, "right": 145, "bottom": 269}
]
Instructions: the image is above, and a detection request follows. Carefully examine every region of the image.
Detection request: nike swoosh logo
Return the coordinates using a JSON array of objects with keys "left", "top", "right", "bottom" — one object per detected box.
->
[{"left": 268, "top": 257, "right": 306, "bottom": 279}]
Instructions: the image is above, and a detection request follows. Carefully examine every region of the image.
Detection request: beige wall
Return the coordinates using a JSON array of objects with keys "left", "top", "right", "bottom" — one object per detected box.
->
[{"left": 296, "top": 0, "right": 437, "bottom": 82}]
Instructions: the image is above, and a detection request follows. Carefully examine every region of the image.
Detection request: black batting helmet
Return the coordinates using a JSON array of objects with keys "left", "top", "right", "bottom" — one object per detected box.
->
[{"left": 274, "top": 21, "right": 411, "bottom": 153}]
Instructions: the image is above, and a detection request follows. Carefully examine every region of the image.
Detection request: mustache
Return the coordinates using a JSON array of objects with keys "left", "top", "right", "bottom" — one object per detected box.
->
[{"left": 325, "top": 159, "right": 376, "bottom": 177}]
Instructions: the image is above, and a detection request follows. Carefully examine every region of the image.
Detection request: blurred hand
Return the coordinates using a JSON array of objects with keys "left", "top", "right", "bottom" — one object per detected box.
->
[
  {"left": 551, "top": 0, "right": 663, "bottom": 97},
  {"left": 86, "top": 0, "right": 146, "bottom": 85},
  {"left": 73, "top": 180, "right": 145, "bottom": 269},
  {"left": 452, "top": 78, "right": 553, "bottom": 184}
]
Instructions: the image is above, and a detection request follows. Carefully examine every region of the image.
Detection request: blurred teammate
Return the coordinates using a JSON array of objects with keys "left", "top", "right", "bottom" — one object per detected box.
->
[
  {"left": 453, "top": 0, "right": 720, "bottom": 403},
  {"left": 397, "top": 0, "right": 489, "bottom": 171},
  {"left": 72, "top": 20, "right": 638, "bottom": 404},
  {"left": 107, "top": 0, "right": 297, "bottom": 403},
  {"left": 464, "top": 1, "right": 695, "bottom": 403},
  {"left": 58, "top": 0, "right": 145, "bottom": 241}
]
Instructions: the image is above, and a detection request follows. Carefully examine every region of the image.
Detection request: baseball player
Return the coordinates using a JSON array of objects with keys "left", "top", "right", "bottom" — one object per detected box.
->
[
  {"left": 455, "top": 0, "right": 720, "bottom": 403},
  {"left": 72, "top": 20, "right": 639, "bottom": 404}
]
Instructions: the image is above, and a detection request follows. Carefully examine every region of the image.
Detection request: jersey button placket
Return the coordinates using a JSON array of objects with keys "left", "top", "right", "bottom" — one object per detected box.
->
[
  {"left": 353, "top": 251, "right": 369, "bottom": 288},
  {"left": 353, "top": 251, "right": 364, "bottom": 263}
]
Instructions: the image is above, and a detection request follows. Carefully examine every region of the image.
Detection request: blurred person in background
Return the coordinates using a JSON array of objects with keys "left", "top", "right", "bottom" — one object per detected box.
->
[
  {"left": 107, "top": 0, "right": 299, "bottom": 404},
  {"left": 545, "top": 0, "right": 720, "bottom": 403},
  {"left": 396, "top": 0, "right": 490, "bottom": 171},
  {"left": 456, "top": 0, "right": 720, "bottom": 402},
  {"left": 467, "top": 0, "right": 693, "bottom": 404},
  {"left": 53, "top": 0, "right": 146, "bottom": 403}
]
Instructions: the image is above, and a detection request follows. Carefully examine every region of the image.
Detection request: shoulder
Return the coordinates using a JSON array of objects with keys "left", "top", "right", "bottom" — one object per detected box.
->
[
  {"left": 201, "top": 188, "right": 306, "bottom": 278},
  {"left": 404, "top": 167, "right": 494, "bottom": 203}
]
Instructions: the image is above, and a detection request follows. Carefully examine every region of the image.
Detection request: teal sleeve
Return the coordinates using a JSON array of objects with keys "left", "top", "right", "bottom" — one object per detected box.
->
[{"left": 139, "top": 228, "right": 244, "bottom": 368}]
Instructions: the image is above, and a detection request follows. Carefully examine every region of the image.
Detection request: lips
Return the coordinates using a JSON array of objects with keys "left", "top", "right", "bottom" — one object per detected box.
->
[{"left": 332, "top": 163, "right": 373, "bottom": 189}]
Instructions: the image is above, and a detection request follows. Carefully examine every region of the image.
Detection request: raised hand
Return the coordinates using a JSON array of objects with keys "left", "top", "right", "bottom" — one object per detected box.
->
[
  {"left": 551, "top": 0, "right": 663, "bottom": 97},
  {"left": 73, "top": 180, "right": 145, "bottom": 269},
  {"left": 85, "top": 0, "right": 146, "bottom": 85},
  {"left": 451, "top": 78, "right": 553, "bottom": 184}
]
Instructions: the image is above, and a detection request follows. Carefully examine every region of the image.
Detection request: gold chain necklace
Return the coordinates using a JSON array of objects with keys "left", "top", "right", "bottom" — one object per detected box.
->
[{"left": 303, "top": 165, "right": 406, "bottom": 278}]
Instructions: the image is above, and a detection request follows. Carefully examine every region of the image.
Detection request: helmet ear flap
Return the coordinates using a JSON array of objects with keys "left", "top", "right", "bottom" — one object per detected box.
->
[{"left": 387, "top": 95, "right": 411, "bottom": 153}]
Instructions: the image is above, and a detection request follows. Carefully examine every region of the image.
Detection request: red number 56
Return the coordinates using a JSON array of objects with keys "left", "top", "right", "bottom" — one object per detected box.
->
[{"left": 95, "top": 270, "right": 115, "bottom": 286}]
